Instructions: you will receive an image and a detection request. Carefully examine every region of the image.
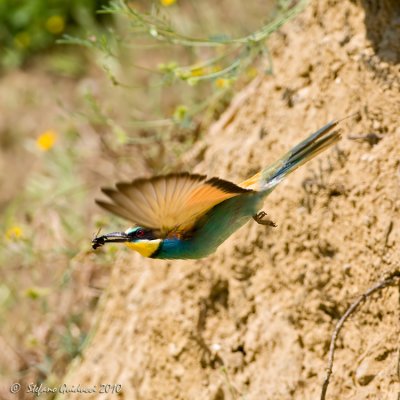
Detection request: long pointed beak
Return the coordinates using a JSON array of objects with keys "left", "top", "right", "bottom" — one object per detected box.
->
[{"left": 92, "top": 231, "right": 129, "bottom": 250}]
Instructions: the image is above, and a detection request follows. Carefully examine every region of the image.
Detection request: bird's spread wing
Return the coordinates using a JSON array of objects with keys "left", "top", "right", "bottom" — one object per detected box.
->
[{"left": 96, "top": 173, "right": 252, "bottom": 236}]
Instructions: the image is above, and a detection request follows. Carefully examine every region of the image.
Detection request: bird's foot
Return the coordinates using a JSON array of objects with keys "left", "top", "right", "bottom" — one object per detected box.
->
[{"left": 253, "top": 211, "right": 277, "bottom": 227}]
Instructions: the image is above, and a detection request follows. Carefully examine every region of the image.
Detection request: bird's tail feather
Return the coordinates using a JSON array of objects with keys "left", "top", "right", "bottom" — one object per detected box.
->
[{"left": 241, "top": 120, "right": 341, "bottom": 192}]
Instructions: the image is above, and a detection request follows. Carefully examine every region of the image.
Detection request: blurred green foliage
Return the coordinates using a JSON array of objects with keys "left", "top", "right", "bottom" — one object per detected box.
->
[
  {"left": 61, "top": 0, "right": 307, "bottom": 159},
  {"left": 0, "top": 0, "right": 110, "bottom": 69}
]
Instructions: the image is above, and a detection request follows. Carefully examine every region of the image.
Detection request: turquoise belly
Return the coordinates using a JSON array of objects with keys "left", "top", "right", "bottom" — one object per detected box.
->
[{"left": 154, "top": 192, "right": 265, "bottom": 259}]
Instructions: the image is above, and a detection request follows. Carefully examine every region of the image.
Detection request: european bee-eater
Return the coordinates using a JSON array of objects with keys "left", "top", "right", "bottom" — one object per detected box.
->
[{"left": 92, "top": 120, "right": 343, "bottom": 259}]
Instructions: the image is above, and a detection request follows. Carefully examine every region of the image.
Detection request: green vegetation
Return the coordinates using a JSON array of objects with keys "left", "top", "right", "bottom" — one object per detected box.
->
[
  {"left": 61, "top": 0, "right": 306, "bottom": 143},
  {"left": 0, "top": 0, "right": 109, "bottom": 68}
]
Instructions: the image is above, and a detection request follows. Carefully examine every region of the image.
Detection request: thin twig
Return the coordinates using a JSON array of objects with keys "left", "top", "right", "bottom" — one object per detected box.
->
[
  {"left": 320, "top": 270, "right": 400, "bottom": 400},
  {"left": 384, "top": 220, "right": 394, "bottom": 248}
]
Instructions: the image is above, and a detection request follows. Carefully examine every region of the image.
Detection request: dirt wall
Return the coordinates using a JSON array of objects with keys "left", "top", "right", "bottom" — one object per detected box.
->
[{"left": 62, "top": 0, "right": 400, "bottom": 398}]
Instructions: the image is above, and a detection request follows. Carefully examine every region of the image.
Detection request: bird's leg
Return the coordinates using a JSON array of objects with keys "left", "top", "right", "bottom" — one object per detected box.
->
[{"left": 253, "top": 211, "right": 277, "bottom": 227}]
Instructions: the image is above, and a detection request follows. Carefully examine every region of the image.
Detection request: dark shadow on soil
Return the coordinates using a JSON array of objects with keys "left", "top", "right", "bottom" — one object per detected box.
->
[{"left": 360, "top": 0, "right": 400, "bottom": 64}]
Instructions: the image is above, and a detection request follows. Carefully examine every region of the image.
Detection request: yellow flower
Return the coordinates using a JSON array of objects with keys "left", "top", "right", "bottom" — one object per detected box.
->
[
  {"left": 189, "top": 67, "right": 206, "bottom": 77},
  {"left": 36, "top": 130, "right": 57, "bottom": 151},
  {"left": 45, "top": 15, "right": 65, "bottom": 35},
  {"left": 5, "top": 226, "right": 23, "bottom": 241},
  {"left": 246, "top": 66, "right": 258, "bottom": 78},
  {"left": 212, "top": 64, "right": 222, "bottom": 73},
  {"left": 25, "top": 287, "right": 50, "bottom": 300},
  {"left": 215, "top": 78, "right": 231, "bottom": 89},
  {"left": 173, "top": 105, "right": 188, "bottom": 123},
  {"left": 160, "top": 0, "right": 176, "bottom": 6},
  {"left": 14, "top": 32, "right": 31, "bottom": 49},
  {"left": 25, "top": 335, "right": 39, "bottom": 348}
]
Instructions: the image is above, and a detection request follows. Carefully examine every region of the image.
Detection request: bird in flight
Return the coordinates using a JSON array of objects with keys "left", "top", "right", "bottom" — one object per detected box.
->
[{"left": 92, "top": 119, "right": 343, "bottom": 259}]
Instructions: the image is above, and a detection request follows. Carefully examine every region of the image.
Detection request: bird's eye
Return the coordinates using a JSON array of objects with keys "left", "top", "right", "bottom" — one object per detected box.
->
[{"left": 136, "top": 229, "right": 145, "bottom": 237}]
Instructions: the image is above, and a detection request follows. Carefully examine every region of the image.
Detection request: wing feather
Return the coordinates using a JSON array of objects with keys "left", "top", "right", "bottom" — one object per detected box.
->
[
  {"left": 118, "top": 183, "right": 157, "bottom": 220},
  {"left": 165, "top": 175, "right": 177, "bottom": 209},
  {"left": 96, "top": 173, "right": 252, "bottom": 235},
  {"left": 95, "top": 200, "right": 149, "bottom": 225},
  {"left": 111, "top": 185, "right": 157, "bottom": 226}
]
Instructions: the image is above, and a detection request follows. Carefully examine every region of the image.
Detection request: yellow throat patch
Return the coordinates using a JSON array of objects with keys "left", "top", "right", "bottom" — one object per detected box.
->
[{"left": 125, "top": 239, "right": 162, "bottom": 257}]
